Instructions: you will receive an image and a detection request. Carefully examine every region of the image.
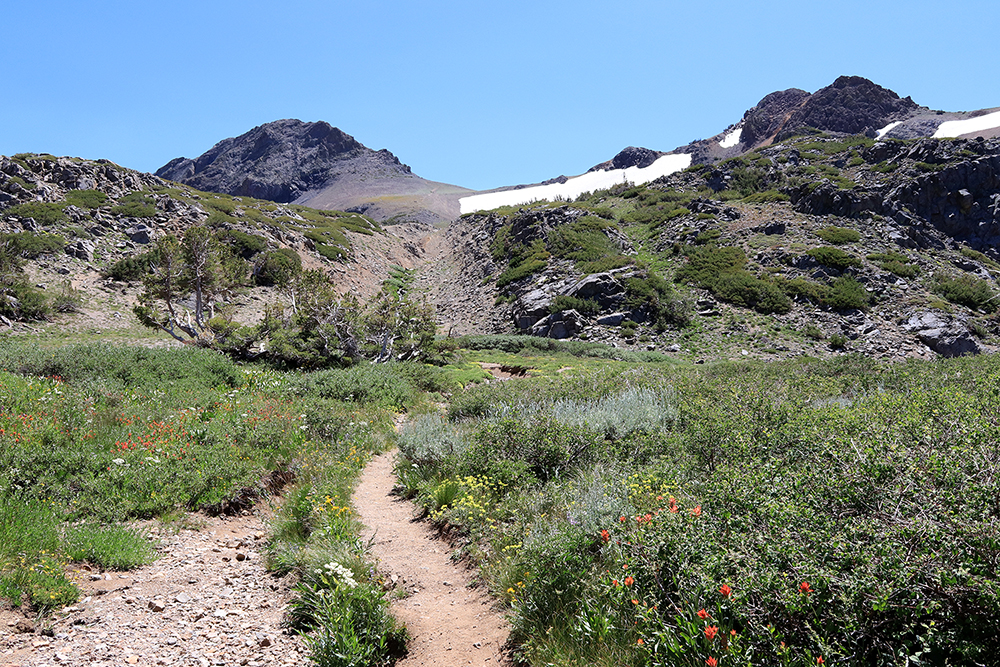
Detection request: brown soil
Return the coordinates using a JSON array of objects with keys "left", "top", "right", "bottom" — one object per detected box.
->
[
  {"left": 1, "top": 451, "right": 510, "bottom": 667},
  {"left": 354, "top": 451, "right": 510, "bottom": 667},
  {"left": 0, "top": 511, "right": 307, "bottom": 666}
]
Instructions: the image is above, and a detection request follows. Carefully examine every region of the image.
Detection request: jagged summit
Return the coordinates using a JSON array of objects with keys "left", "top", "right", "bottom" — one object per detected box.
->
[
  {"left": 157, "top": 119, "right": 470, "bottom": 225},
  {"left": 156, "top": 120, "right": 406, "bottom": 203}
]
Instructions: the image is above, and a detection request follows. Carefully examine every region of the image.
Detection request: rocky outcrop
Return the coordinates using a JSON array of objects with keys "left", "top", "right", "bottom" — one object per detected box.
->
[
  {"left": 156, "top": 120, "right": 393, "bottom": 202},
  {"left": 157, "top": 120, "right": 471, "bottom": 225},
  {"left": 741, "top": 88, "right": 812, "bottom": 147},
  {"left": 787, "top": 137, "right": 1000, "bottom": 250},
  {"left": 902, "top": 311, "right": 981, "bottom": 357},
  {"left": 781, "top": 76, "right": 921, "bottom": 139},
  {"left": 589, "top": 146, "right": 666, "bottom": 172}
]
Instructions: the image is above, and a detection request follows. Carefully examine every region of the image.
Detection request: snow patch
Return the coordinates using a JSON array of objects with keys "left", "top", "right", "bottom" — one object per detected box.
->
[
  {"left": 875, "top": 121, "right": 902, "bottom": 140},
  {"left": 719, "top": 127, "right": 742, "bottom": 148},
  {"left": 933, "top": 110, "right": 1000, "bottom": 139},
  {"left": 459, "top": 153, "right": 693, "bottom": 214}
]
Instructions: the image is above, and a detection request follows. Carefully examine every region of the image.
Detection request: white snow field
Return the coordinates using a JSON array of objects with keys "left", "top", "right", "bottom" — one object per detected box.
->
[
  {"left": 933, "top": 110, "right": 1000, "bottom": 138},
  {"left": 719, "top": 127, "right": 743, "bottom": 148},
  {"left": 875, "top": 121, "right": 902, "bottom": 140},
  {"left": 459, "top": 153, "right": 693, "bottom": 214}
]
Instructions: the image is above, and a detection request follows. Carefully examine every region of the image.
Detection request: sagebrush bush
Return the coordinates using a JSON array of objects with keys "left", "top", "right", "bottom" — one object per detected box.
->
[{"left": 396, "top": 414, "right": 466, "bottom": 467}]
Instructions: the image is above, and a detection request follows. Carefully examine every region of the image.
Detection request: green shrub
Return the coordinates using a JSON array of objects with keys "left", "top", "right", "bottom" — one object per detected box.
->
[
  {"left": 291, "top": 364, "right": 415, "bottom": 411},
  {"left": 676, "top": 245, "right": 788, "bottom": 314},
  {"left": 216, "top": 228, "right": 267, "bottom": 259},
  {"left": 824, "top": 275, "right": 871, "bottom": 310},
  {"left": 1, "top": 232, "right": 65, "bottom": 258},
  {"left": 255, "top": 248, "right": 302, "bottom": 286},
  {"left": 815, "top": 226, "right": 861, "bottom": 244},
  {"left": 65, "top": 189, "right": 108, "bottom": 209},
  {"left": 807, "top": 246, "right": 861, "bottom": 270},
  {"left": 4, "top": 202, "right": 66, "bottom": 225},
  {"left": 933, "top": 272, "right": 999, "bottom": 312},
  {"left": 550, "top": 295, "right": 600, "bottom": 315},
  {"left": 103, "top": 248, "right": 161, "bottom": 282},
  {"left": 110, "top": 192, "right": 156, "bottom": 218},
  {"left": 397, "top": 414, "right": 467, "bottom": 467}
]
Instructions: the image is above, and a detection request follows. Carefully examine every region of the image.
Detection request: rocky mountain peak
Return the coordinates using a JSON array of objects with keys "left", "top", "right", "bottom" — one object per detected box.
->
[
  {"left": 781, "top": 75, "right": 921, "bottom": 138},
  {"left": 156, "top": 119, "right": 412, "bottom": 205}
]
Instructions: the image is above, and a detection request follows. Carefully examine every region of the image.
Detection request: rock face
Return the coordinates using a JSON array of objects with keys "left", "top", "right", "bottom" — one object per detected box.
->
[
  {"left": 902, "top": 311, "right": 981, "bottom": 357},
  {"left": 157, "top": 120, "right": 402, "bottom": 204},
  {"left": 741, "top": 88, "right": 812, "bottom": 147},
  {"left": 780, "top": 76, "right": 920, "bottom": 139},
  {"left": 589, "top": 146, "right": 666, "bottom": 172},
  {"left": 157, "top": 119, "right": 471, "bottom": 225}
]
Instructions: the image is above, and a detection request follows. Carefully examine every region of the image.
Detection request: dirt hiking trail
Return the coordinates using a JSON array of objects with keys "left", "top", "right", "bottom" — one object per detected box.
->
[
  {"left": 2, "top": 450, "right": 510, "bottom": 667},
  {"left": 354, "top": 450, "right": 509, "bottom": 667}
]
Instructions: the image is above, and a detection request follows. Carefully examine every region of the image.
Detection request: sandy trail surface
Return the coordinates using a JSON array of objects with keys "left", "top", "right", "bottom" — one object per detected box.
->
[{"left": 353, "top": 450, "right": 510, "bottom": 667}]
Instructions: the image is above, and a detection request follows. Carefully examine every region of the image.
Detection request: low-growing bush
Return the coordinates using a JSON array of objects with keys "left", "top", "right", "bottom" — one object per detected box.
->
[
  {"left": 290, "top": 364, "right": 415, "bottom": 411},
  {"left": 254, "top": 248, "right": 302, "bottom": 286},
  {"left": 3, "top": 202, "right": 67, "bottom": 225},
  {"left": 110, "top": 192, "right": 156, "bottom": 218},
  {"left": 396, "top": 414, "right": 467, "bottom": 467},
  {"left": 1, "top": 232, "right": 65, "bottom": 258},
  {"left": 815, "top": 225, "right": 861, "bottom": 244},
  {"left": 65, "top": 189, "right": 109, "bottom": 209},
  {"left": 807, "top": 246, "right": 861, "bottom": 270},
  {"left": 933, "top": 272, "right": 999, "bottom": 312}
]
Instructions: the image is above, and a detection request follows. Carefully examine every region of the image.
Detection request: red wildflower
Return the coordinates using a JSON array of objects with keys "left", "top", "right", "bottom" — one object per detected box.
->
[
  {"left": 600, "top": 529, "right": 610, "bottom": 543},
  {"left": 624, "top": 576, "right": 634, "bottom": 586},
  {"left": 691, "top": 505, "right": 702, "bottom": 517},
  {"left": 816, "top": 658, "right": 824, "bottom": 665},
  {"left": 637, "top": 638, "right": 645, "bottom": 646},
  {"left": 697, "top": 609, "right": 711, "bottom": 620},
  {"left": 668, "top": 496, "right": 679, "bottom": 513},
  {"left": 719, "top": 584, "right": 732, "bottom": 598},
  {"left": 706, "top": 657, "right": 718, "bottom": 667},
  {"left": 612, "top": 579, "right": 620, "bottom": 587},
  {"left": 705, "top": 625, "right": 719, "bottom": 640},
  {"left": 800, "top": 581, "right": 813, "bottom": 595},
  {"left": 631, "top": 599, "right": 639, "bottom": 605},
  {"left": 619, "top": 515, "right": 626, "bottom": 523}
]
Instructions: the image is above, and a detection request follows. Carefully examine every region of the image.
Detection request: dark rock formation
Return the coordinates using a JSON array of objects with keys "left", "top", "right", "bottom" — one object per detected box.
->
[
  {"left": 157, "top": 119, "right": 471, "bottom": 225},
  {"left": 780, "top": 76, "right": 920, "bottom": 139},
  {"left": 156, "top": 120, "right": 409, "bottom": 204},
  {"left": 741, "top": 88, "right": 811, "bottom": 147}
]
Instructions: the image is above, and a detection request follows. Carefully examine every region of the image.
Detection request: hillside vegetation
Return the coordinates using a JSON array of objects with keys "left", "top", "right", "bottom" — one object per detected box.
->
[{"left": 465, "top": 133, "right": 1000, "bottom": 361}]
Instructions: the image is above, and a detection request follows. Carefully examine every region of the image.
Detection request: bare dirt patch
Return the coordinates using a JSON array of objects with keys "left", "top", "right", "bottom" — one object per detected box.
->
[{"left": 1, "top": 512, "right": 306, "bottom": 667}]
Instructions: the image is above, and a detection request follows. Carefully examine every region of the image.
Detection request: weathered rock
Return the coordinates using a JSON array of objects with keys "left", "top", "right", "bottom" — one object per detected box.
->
[
  {"left": 901, "top": 311, "right": 980, "bottom": 357},
  {"left": 126, "top": 224, "right": 155, "bottom": 244},
  {"left": 531, "top": 309, "right": 584, "bottom": 339},
  {"left": 512, "top": 288, "right": 553, "bottom": 330}
]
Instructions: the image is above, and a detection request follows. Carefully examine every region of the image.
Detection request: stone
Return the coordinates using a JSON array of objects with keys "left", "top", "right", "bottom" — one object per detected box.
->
[
  {"left": 901, "top": 311, "right": 980, "bottom": 357},
  {"left": 148, "top": 600, "right": 166, "bottom": 612},
  {"left": 126, "top": 224, "right": 155, "bottom": 244}
]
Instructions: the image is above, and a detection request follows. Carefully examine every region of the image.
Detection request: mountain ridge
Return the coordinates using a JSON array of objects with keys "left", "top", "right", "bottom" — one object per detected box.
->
[{"left": 156, "top": 119, "right": 471, "bottom": 226}]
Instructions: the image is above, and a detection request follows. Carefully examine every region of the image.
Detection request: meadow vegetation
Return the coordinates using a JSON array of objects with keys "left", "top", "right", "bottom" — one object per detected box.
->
[
  {"left": 396, "top": 351, "right": 1000, "bottom": 667},
  {"left": 0, "top": 340, "right": 419, "bottom": 665}
]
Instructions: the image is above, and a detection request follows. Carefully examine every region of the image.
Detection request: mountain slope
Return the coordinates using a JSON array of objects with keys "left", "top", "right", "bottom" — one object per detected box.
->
[
  {"left": 460, "top": 76, "right": 999, "bottom": 213},
  {"left": 157, "top": 120, "right": 471, "bottom": 225}
]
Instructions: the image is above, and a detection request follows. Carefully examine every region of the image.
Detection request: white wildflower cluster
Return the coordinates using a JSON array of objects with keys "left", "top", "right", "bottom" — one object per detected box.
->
[{"left": 317, "top": 561, "right": 358, "bottom": 589}]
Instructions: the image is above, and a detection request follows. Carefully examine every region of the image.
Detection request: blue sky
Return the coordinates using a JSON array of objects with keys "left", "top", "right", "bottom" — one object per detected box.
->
[{"left": 2, "top": 0, "right": 995, "bottom": 191}]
